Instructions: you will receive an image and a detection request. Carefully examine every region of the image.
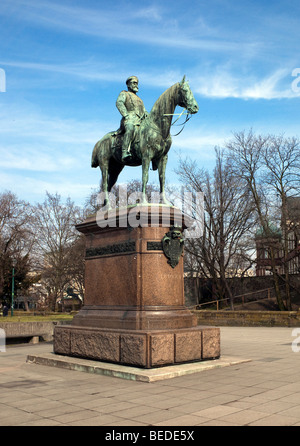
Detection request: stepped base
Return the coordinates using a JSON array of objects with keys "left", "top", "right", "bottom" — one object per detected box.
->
[{"left": 54, "top": 324, "right": 220, "bottom": 369}]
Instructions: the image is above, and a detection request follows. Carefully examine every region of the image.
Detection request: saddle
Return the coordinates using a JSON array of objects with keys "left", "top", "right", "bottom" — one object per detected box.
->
[
  {"left": 111, "top": 128, "right": 141, "bottom": 166},
  {"left": 111, "top": 118, "right": 159, "bottom": 170}
]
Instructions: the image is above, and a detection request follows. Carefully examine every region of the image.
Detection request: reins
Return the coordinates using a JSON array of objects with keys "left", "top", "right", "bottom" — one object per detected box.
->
[
  {"left": 164, "top": 108, "right": 192, "bottom": 136},
  {"left": 146, "top": 108, "right": 192, "bottom": 138}
]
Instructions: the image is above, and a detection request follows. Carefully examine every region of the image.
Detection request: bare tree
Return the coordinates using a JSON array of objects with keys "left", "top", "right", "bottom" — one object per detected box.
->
[
  {"left": 226, "top": 130, "right": 300, "bottom": 310},
  {"left": 33, "top": 192, "right": 84, "bottom": 310},
  {"left": 262, "top": 135, "right": 300, "bottom": 309},
  {"left": 0, "top": 191, "right": 36, "bottom": 303},
  {"left": 65, "top": 234, "right": 86, "bottom": 300},
  {"left": 176, "top": 148, "right": 255, "bottom": 309}
]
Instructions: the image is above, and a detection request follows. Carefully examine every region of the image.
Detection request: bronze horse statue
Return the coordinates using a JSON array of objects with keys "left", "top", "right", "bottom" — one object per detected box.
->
[{"left": 91, "top": 76, "right": 199, "bottom": 206}]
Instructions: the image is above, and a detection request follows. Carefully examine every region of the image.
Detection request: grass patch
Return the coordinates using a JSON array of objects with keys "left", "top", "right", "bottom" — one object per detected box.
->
[{"left": 0, "top": 312, "right": 75, "bottom": 323}]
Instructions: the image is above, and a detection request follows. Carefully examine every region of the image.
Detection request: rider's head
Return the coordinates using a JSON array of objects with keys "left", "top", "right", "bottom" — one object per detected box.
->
[{"left": 126, "top": 76, "right": 139, "bottom": 93}]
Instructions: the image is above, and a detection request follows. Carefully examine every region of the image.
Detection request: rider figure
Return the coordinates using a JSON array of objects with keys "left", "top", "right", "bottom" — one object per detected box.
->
[{"left": 116, "top": 76, "right": 148, "bottom": 162}]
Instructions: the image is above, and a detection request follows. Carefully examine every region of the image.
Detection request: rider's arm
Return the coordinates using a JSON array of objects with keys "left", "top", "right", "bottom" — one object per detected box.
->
[
  {"left": 143, "top": 104, "right": 149, "bottom": 117},
  {"left": 116, "top": 91, "right": 128, "bottom": 118}
]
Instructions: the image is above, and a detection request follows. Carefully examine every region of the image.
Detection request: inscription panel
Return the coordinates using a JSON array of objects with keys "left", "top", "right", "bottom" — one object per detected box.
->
[
  {"left": 147, "top": 241, "right": 162, "bottom": 250},
  {"left": 86, "top": 241, "right": 136, "bottom": 258}
]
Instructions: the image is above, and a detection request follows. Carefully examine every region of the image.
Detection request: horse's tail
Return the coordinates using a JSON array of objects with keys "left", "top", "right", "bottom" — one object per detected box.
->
[
  {"left": 91, "top": 141, "right": 100, "bottom": 168},
  {"left": 91, "top": 132, "right": 115, "bottom": 168}
]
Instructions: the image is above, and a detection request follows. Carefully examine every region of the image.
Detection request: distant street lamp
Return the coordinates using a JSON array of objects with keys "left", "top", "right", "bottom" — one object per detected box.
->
[{"left": 11, "top": 260, "right": 16, "bottom": 317}]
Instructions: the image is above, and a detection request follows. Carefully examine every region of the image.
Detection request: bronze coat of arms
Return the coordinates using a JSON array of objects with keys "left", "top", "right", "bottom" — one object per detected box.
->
[{"left": 162, "top": 226, "right": 184, "bottom": 268}]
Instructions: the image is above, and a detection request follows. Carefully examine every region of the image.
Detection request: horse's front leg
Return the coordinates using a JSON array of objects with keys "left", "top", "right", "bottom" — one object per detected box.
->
[
  {"left": 158, "top": 155, "right": 171, "bottom": 205},
  {"left": 142, "top": 157, "right": 151, "bottom": 203}
]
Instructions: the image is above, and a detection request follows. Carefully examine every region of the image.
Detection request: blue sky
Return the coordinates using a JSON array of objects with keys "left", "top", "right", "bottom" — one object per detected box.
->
[{"left": 1, "top": 0, "right": 300, "bottom": 206}]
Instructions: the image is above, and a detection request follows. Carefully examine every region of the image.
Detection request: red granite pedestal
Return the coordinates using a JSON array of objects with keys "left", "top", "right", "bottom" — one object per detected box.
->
[{"left": 54, "top": 206, "right": 220, "bottom": 368}]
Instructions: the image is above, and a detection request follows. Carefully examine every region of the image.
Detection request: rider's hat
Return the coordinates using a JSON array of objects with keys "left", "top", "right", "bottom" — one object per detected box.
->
[{"left": 126, "top": 76, "right": 139, "bottom": 85}]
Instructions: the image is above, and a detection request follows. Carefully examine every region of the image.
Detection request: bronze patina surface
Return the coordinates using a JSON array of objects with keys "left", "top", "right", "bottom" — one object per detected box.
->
[{"left": 91, "top": 76, "right": 199, "bottom": 206}]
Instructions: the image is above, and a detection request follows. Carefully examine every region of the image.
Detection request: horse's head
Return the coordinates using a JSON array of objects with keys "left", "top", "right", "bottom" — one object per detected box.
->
[{"left": 178, "top": 75, "right": 199, "bottom": 114}]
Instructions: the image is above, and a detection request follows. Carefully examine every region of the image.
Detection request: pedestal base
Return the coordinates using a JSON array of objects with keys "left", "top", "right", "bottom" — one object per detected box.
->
[
  {"left": 53, "top": 206, "right": 221, "bottom": 369},
  {"left": 54, "top": 325, "right": 220, "bottom": 369},
  {"left": 71, "top": 305, "right": 197, "bottom": 330}
]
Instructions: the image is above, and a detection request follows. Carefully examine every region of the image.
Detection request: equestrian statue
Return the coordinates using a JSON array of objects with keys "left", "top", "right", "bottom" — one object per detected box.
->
[{"left": 91, "top": 75, "right": 199, "bottom": 206}]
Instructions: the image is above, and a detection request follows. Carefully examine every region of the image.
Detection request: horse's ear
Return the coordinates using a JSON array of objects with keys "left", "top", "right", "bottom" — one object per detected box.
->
[{"left": 180, "top": 75, "right": 186, "bottom": 85}]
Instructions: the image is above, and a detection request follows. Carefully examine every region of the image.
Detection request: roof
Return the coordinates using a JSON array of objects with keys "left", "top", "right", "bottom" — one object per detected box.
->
[{"left": 255, "top": 222, "right": 282, "bottom": 238}]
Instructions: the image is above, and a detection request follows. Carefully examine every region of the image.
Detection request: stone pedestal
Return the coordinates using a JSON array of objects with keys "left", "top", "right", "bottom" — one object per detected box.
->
[{"left": 54, "top": 205, "right": 220, "bottom": 368}]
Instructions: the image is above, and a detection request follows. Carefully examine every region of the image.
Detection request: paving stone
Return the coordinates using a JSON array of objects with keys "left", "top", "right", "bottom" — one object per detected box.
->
[
  {"left": 248, "top": 414, "right": 300, "bottom": 426},
  {"left": 1, "top": 327, "right": 300, "bottom": 426},
  {"left": 193, "top": 405, "right": 242, "bottom": 419}
]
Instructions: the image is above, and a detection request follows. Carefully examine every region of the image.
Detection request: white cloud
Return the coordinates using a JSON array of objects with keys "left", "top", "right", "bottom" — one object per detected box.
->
[
  {"left": 0, "top": 59, "right": 122, "bottom": 84},
  {"left": 192, "top": 68, "right": 297, "bottom": 99},
  {"left": 0, "top": 103, "right": 103, "bottom": 144},
  {"left": 242, "top": 69, "right": 294, "bottom": 99},
  {"left": 0, "top": 59, "right": 185, "bottom": 93},
  {"left": 0, "top": 171, "right": 94, "bottom": 204},
  {"left": 0, "top": 102, "right": 112, "bottom": 189},
  {"left": 0, "top": 0, "right": 257, "bottom": 55},
  {"left": 0, "top": 147, "right": 74, "bottom": 172},
  {"left": 174, "top": 134, "right": 226, "bottom": 154},
  {"left": 2, "top": 57, "right": 297, "bottom": 101},
  {"left": 0, "top": 101, "right": 112, "bottom": 204},
  {"left": 132, "top": 7, "right": 163, "bottom": 22}
]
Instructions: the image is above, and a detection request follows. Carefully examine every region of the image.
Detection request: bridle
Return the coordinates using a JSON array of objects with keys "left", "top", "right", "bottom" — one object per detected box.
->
[
  {"left": 163, "top": 83, "right": 194, "bottom": 136},
  {"left": 145, "top": 82, "right": 194, "bottom": 137}
]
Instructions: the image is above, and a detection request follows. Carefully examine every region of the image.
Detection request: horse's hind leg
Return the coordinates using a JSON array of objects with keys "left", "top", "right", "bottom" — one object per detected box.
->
[{"left": 108, "top": 160, "right": 124, "bottom": 192}]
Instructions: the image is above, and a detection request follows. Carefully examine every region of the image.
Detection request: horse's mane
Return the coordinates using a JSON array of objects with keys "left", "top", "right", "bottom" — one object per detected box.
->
[{"left": 150, "top": 82, "right": 179, "bottom": 122}]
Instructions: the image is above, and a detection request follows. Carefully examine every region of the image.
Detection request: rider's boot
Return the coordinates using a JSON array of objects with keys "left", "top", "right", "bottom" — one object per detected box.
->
[
  {"left": 121, "top": 131, "right": 132, "bottom": 162},
  {"left": 121, "top": 136, "right": 132, "bottom": 162}
]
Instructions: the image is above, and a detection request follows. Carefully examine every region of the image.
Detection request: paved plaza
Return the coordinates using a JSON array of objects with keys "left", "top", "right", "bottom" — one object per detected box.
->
[{"left": 0, "top": 326, "right": 300, "bottom": 426}]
